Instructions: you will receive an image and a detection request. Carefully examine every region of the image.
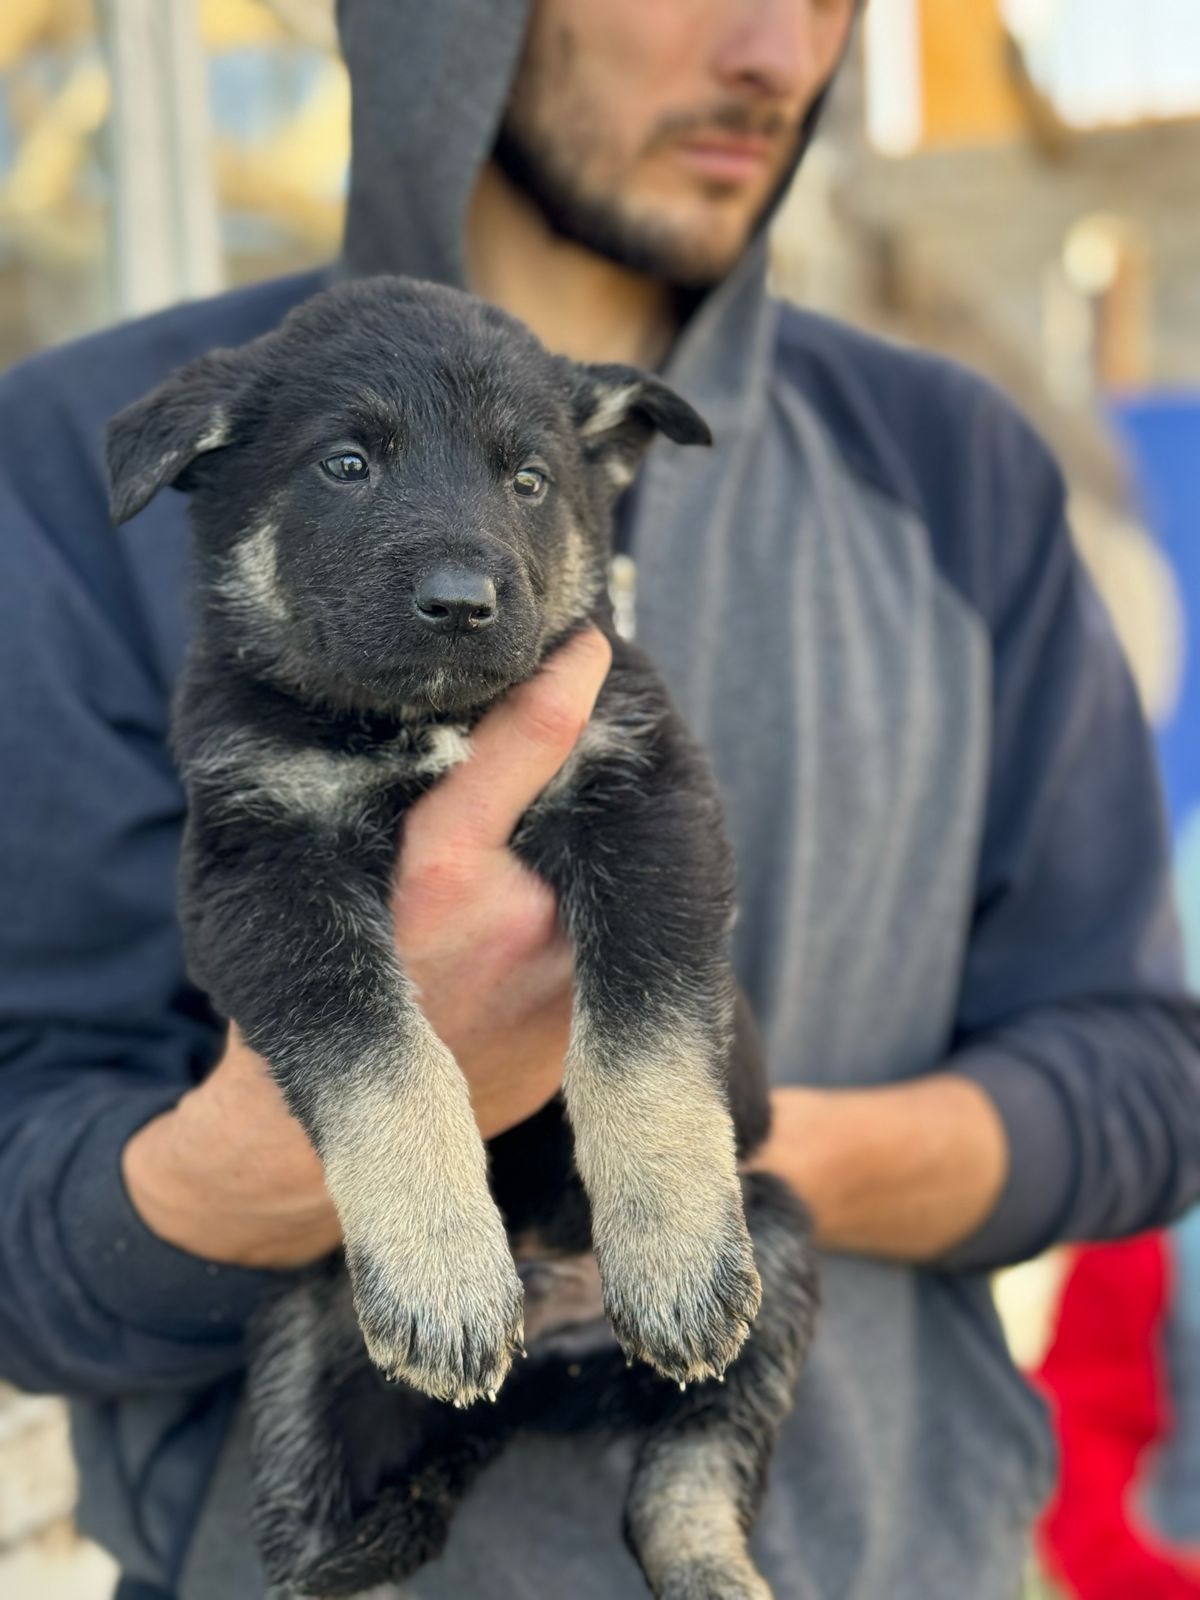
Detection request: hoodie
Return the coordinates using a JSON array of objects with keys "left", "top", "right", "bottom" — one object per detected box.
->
[{"left": 1, "top": 3, "right": 1198, "bottom": 1596}]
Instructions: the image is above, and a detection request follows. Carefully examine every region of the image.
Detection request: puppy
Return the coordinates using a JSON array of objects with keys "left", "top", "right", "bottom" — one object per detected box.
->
[{"left": 106, "top": 277, "right": 818, "bottom": 1600}]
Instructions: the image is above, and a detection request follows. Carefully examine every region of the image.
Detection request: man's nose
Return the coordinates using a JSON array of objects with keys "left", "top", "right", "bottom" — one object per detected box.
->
[
  {"left": 712, "top": 0, "right": 847, "bottom": 103},
  {"left": 413, "top": 567, "right": 498, "bottom": 634}
]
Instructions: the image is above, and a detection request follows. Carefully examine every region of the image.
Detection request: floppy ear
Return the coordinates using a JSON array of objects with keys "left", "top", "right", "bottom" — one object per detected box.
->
[
  {"left": 105, "top": 348, "right": 245, "bottom": 525},
  {"left": 571, "top": 363, "right": 712, "bottom": 486}
]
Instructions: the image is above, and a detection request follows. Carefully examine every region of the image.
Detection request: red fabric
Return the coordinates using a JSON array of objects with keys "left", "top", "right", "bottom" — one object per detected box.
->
[{"left": 1036, "top": 1233, "right": 1200, "bottom": 1598}]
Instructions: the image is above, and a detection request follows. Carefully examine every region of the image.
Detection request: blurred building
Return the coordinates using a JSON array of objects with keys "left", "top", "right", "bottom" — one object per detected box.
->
[{"left": 0, "top": 0, "right": 345, "bottom": 366}]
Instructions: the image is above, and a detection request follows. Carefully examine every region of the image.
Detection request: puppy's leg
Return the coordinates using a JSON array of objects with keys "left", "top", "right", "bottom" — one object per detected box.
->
[
  {"left": 624, "top": 1175, "right": 818, "bottom": 1600},
  {"left": 294, "top": 1428, "right": 509, "bottom": 1598},
  {"left": 182, "top": 810, "right": 522, "bottom": 1404},
  {"left": 250, "top": 1264, "right": 507, "bottom": 1599},
  {"left": 520, "top": 742, "right": 759, "bottom": 1383},
  {"left": 249, "top": 1265, "right": 361, "bottom": 1589}
]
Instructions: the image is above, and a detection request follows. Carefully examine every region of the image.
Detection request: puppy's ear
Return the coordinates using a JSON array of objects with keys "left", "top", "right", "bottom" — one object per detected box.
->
[
  {"left": 571, "top": 364, "right": 712, "bottom": 486},
  {"left": 105, "top": 348, "right": 246, "bottom": 525}
]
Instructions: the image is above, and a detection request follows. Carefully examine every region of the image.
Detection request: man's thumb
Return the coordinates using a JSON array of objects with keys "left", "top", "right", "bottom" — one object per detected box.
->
[{"left": 402, "top": 627, "right": 612, "bottom": 860}]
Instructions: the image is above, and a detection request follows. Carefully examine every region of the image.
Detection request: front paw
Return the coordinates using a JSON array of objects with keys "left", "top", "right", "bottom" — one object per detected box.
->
[
  {"left": 598, "top": 1189, "right": 761, "bottom": 1385},
  {"left": 348, "top": 1230, "right": 524, "bottom": 1406}
]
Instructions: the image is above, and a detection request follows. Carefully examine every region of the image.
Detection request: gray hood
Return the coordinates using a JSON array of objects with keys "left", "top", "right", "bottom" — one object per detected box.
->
[{"left": 339, "top": 0, "right": 530, "bottom": 290}]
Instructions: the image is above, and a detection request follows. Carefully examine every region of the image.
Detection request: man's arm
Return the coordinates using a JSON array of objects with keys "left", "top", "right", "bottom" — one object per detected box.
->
[
  {"left": 750, "top": 1074, "right": 1008, "bottom": 1259},
  {"left": 757, "top": 388, "right": 1200, "bottom": 1268},
  {"left": 0, "top": 433, "right": 290, "bottom": 1394}
]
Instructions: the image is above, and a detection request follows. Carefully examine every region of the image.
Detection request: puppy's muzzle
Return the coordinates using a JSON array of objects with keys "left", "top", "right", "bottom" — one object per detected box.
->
[{"left": 413, "top": 566, "right": 498, "bottom": 635}]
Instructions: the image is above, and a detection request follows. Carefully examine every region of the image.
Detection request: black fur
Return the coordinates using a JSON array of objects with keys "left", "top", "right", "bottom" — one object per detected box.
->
[{"left": 106, "top": 277, "right": 818, "bottom": 1599}]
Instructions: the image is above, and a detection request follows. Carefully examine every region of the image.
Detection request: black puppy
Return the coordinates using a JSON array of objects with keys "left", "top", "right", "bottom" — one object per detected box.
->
[{"left": 106, "top": 277, "right": 817, "bottom": 1600}]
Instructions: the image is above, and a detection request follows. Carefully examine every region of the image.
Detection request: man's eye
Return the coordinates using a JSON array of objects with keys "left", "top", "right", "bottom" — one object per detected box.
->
[
  {"left": 321, "top": 452, "right": 369, "bottom": 482},
  {"left": 512, "top": 466, "right": 548, "bottom": 499}
]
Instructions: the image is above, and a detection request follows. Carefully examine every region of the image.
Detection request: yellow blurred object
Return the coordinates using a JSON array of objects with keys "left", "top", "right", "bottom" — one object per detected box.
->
[
  {"left": 201, "top": 0, "right": 334, "bottom": 51},
  {"left": 0, "top": 0, "right": 93, "bottom": 69},
  {"left": 207, "top": 1, "right": 346, "bottom": 252},
  {"left": 0, "top": 0, "right": 345, "bottom": 279},
  {"left": 203, "top": 0, "right": 289, "bottom": 49},
  {"left": 0, "top": 0, "right": 338, "bottom": 59},
  {"left": 919, "top": 0, "right": 1026, "bottom": 148},
  {"left": 213, "top": 51, "right": 348, "bottom": 251},
  {"left": 0, "top": 4, "right": 108, "bottom": 271},
  {"left": 1, "top": 61, "right": 109, "bottom": 221}
]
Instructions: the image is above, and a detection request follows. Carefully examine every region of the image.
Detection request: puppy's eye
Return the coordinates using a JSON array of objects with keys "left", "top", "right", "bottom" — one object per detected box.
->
[
  {"left": 321, "top": 452, "right": 369, "bottom": 483},
  {"left": 512, "top": 466, "right": 548, "bottom": 499}
]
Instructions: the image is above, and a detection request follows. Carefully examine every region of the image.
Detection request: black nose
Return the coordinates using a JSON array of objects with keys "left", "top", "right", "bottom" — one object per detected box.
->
[{"left": 413, "top": 568, "right": 498, "bottom": 634}]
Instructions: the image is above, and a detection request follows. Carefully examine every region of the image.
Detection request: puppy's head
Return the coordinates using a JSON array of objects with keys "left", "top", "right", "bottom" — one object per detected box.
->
[{"left": 106, "top": 278, "right": 710, "bottom": 714}]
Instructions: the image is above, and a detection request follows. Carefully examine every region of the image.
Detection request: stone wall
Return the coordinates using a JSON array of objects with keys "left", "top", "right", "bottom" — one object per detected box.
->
[{"left": 845, "top": 120, "right": 1200, "bottom": 388}]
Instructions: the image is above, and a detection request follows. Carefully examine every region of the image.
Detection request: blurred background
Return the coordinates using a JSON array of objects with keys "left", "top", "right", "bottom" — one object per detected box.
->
[{"left": 0, "top": 2, "right": 1196, "bottom": 1595}]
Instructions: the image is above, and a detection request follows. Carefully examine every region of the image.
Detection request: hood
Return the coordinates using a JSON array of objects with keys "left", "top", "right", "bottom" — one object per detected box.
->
[
  {"left": 339, "top": 0, "right": 530, "bottom": 289},
  {"left": 337, "top": 0, "right": 855, "bottom": 393}
]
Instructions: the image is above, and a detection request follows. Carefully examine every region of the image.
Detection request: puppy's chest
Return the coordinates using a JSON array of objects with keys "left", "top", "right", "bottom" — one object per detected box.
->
[
  {"left": 187, "top": 679, "right": 657, "bottom": 847},
  {"left": 187, "top": 719, "right": 475, "bottom": 829}
]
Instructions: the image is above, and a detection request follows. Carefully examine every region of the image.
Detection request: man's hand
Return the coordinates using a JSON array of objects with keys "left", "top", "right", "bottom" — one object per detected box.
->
[
  {"left": 122, "top": 627, "right": 612, "bottom": 1270},
  {"left": 393, "top": 625, "right": 613, "bottom": 1141},
  {"left": 749, "top": 1078, "right": 1009, "bottom": 1262}
]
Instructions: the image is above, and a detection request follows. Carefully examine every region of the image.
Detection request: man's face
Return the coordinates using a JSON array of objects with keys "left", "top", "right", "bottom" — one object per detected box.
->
[{"left": 498, "top": 0, "right": 858, "bottom": 288}]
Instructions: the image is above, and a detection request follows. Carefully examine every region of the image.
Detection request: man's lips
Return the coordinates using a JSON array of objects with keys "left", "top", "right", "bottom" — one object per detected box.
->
[{"left": 672, "top": 134, "right": 778, "bottom": 185}]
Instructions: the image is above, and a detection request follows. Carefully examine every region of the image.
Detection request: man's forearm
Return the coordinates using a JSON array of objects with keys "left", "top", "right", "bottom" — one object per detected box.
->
[
  {"left": 122, "top": 1027, "right": 344, "bottom": 1270},
  {"left": 751, "top": 1076, "right": 1009, "bottom": 1263}
]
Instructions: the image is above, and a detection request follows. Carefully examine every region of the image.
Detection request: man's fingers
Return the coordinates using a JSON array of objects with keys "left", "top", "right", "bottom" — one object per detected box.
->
[{"left": 404, "top": 626, "right": 612, "bottom": 860}]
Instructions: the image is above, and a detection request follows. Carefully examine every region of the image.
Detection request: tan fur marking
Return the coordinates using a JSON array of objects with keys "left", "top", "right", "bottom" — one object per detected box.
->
[
  {"left": 633, "top": 1441, "right": 772, "bottom": 1598},
  {"left": 564, "top": 1011, "right": 760, "bottom": 1383},
  {"left": 580, "top": 382, "right": 639, "bottom": 439},
  {"left": 605, "top": 455, "right": 636, "bottom": 491},
  {"left": 567, "top": 1015, "right": 740, "bottom": 1243},
  {"left": 317, "top": 1023, "right": 523, "bottom": 1403},
  {"left": 219, "top": 520, "right": 289, "bottom": 625},
  {"left": 539, "top": 514, "right": 597, "bottom": 643},
  {"left": 195, "top": 409, "right": 231, "bottom": 453},
  {"left": 413, "top": 722, "right": 473, "bottom": 778},
  {"left": 189, "top": 722, "right": 469, "bottom": 823}
]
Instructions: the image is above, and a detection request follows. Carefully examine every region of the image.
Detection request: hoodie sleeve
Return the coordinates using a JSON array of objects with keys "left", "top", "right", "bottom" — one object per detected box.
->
[
  {"left": 0, "top": 357, "right": 294, "bottom": 1398},
  {"left": 930, "top": 385, "right": 1200, "bottom": 1272}
]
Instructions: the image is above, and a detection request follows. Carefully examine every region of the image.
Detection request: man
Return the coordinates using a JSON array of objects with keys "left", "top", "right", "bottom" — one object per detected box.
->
[{"left": 1, "top": 2, "right": 1197, "bottom": 1596}]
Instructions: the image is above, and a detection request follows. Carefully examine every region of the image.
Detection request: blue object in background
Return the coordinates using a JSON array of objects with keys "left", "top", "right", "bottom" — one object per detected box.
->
[{"left": 1112, "top": 394, "right": 1200, "bottom": 984}]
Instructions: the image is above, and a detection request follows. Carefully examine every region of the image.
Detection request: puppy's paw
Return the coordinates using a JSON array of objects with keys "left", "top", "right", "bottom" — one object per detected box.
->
[
  {"left": 598, "top": 1188, "right": 761, "bottom": 1385},
  {"left": 348, "top": 1225, "right": 524, "bottom": 1406},
  {"left": 655, "top": 1560, "right": 773, "bottom": 1600}
]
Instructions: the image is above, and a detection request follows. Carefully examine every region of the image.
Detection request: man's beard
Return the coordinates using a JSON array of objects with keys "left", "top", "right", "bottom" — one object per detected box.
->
[{"left": 494, "top": 105, "right": 799, "bottom": 292}]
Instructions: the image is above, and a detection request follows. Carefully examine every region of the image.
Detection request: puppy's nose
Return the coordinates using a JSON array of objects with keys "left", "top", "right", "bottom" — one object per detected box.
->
[{"left": 413, "top": 568, "right": 498, "bottom": 634}]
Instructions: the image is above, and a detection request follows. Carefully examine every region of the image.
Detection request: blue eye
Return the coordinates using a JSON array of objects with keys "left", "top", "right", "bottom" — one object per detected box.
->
[
  {"left": 321, "top": 452, "right": 369, "bottom": 482},
  {"left": 512, "top": 466, "right": 548, "bottom": 499}
]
